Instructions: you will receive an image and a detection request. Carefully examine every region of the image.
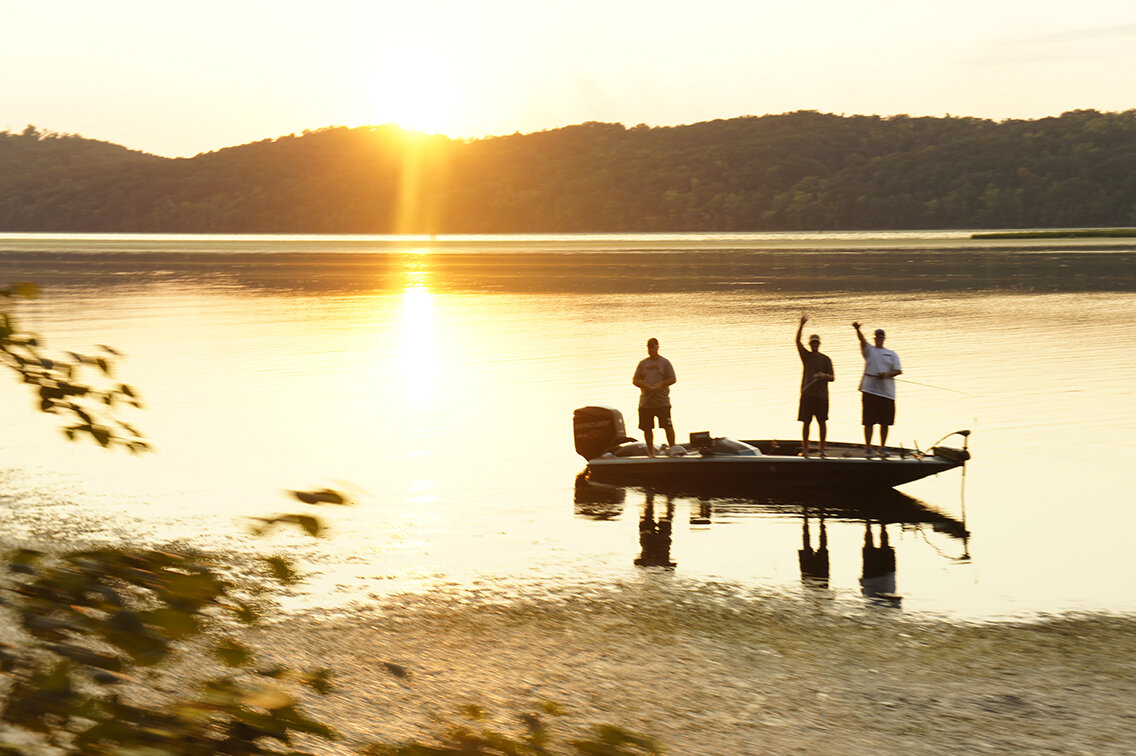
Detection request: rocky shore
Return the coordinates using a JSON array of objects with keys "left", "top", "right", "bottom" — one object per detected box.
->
[{"left": 258, "top": 582, "right": 1136, "bottom": 755}]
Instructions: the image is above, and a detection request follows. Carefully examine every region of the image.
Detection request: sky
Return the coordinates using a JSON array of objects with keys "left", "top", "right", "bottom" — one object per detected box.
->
[{"left": 4, "top": 0, "right": 1136, "bottom": 158}]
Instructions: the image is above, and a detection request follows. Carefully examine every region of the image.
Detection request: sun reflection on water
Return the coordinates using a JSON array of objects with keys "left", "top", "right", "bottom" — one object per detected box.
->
[{"left": 399, "top": 254, "right": 436, "bottom": 409}]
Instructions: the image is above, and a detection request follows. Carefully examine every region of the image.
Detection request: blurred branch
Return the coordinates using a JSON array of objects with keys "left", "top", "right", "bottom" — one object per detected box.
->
[{"left": 0, "top": 282, "right": 149, "bottom": 452}]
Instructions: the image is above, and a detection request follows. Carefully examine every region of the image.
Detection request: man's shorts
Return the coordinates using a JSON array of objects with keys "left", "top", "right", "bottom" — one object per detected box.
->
[
  {"left": 861, "top": 392, "right": 895, "bottom": 426},
  {"left": 638, "top": 406, "right": 673, "bottom": 431},
  {"left": 798, "top": 394, "right": 829, "bottom": 423}
]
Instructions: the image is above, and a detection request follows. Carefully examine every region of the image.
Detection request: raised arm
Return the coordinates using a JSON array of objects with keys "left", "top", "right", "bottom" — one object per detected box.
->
[
  {"left": 796, "top": 315, "right": 806, "bottom": 348},
  {"left": 852, "top": 321, "right": 867, "bottom": 349}
]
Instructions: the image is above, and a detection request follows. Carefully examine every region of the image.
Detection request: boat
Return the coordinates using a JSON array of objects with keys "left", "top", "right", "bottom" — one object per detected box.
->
[{"left": 573, "top": 406, "right": 970, "bottom": 491}]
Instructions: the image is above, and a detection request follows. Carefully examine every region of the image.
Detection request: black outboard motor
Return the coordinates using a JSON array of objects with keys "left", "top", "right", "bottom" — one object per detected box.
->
[{"left": 573, "top": 406, "right": 632, "bottom": 460}]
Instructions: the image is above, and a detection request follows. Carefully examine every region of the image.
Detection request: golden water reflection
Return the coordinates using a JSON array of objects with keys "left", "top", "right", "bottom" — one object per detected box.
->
[{"left": 399, "top": 255, "right": 436, "bottom": 409}]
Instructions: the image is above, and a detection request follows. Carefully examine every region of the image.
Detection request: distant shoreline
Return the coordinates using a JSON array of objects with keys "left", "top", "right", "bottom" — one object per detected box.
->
[{"left": 973, "top": 228, "right": 1136, "bottom": 239}]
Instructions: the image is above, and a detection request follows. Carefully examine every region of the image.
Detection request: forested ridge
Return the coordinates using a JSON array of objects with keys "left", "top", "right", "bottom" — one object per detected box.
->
[{"left": 4, "top": 109, "right": 1136, "bottom": 233}]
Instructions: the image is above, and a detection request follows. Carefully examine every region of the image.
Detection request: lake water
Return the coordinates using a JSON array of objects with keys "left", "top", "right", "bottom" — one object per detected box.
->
[{"left": 1, "top": 231, "right": 1134, "bottom": 622}]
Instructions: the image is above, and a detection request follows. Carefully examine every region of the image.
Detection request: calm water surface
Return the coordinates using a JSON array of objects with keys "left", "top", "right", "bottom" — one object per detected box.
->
[{"left": 1, "top": 231, "right": 1134, "bottom": 622}]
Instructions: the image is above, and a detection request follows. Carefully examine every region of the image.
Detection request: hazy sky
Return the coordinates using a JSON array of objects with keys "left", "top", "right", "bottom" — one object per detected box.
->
[{"left": 5, "top": 0, "right": 1136, "bottom": 157}]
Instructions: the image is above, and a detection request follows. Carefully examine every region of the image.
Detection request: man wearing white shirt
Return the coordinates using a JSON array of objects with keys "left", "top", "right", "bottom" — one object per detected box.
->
[{"left": 853, "top": 322, "right": 902, "bottom": 458}]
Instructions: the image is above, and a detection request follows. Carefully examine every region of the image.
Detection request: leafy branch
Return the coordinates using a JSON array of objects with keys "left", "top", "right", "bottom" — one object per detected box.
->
[
  {"left": 0, "top": 537, "right": 338, "bottom": 754},
  {"left": 0, "top": 283, "right": 149, "bottom": 452}
]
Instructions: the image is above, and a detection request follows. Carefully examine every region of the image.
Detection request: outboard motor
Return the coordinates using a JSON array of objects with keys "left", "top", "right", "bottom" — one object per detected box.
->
[{"left": 573, "top": 406, "right": 633, "bottom": 460}]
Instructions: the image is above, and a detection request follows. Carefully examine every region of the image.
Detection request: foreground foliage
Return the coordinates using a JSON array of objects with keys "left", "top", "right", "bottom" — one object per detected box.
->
[
  {"left": 0, "top": 515, "right": 662, "bottom": 755},
  {"left": 0, "top": 540, "right": 337, "bottom": 754},
  {"left": 0, "top": 287, "right": 663, "bottom": 754}
]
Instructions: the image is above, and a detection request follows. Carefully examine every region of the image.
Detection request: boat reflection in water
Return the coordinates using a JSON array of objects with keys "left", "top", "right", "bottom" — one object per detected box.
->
[
  {"left": 573, "top": 471, "right": 626, "bottom": 520},
  {"left": 574, "top": 474, "right": 970, "bottom": 607}
]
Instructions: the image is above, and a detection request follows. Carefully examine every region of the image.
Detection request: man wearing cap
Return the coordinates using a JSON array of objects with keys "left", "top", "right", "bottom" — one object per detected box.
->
[
  {"left": 853, "top": 322, "right": 902, "bottom": 458},
  {"left": 795, "top": 316, "right": 835, "bottom": 458},
  {"left": 632, "top": 337, "right": 677, "bottom": 458}
]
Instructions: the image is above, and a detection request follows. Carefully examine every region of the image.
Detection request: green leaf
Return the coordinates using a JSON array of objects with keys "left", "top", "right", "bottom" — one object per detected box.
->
[
  {"left": 294, "top": 515, "right": 323, "bottom": 537},
  {"left": 158, "top": 570, "right": 226, "bottom": 606},
  {"left": 290, "top": 488, "right": 349, "bottom": 505},
  {"left": 138, "top": 608, "right": 201, "bottom": 640},
  {"left": 0, "top": 644, "right": 17, "bottom": 673},
  {"left": 8, "top": 549, "right": 44, "bottom": 569},
  {"left": 303, "top": 667, "right": 334, "bottom": 695},
  {"left": 102, "top": 610, "right": 170, "bottom": 666},
  {"left": 264, "top": 556, "right": 300, "bottom": 585},
  {"left": 273, "top": 705, "right": 339, "bottom": 741},
  {"left": 213, "top": 639, "right": 254, "bottom": 668},
  {"left": 569, "top": 725, "right": 662, "bottom": 755},
  {"left": 44, "top": 643, "right": 124, "bottom": 671},
  {"left": 382, "top": 662, "right": 410, "bottom": 679},
  {"left": 540, "top": 701, "right": 565, "bottom": 717},
  {"left": 459, "top": 704, "right": 487, "bottom": 722},
  {"left": 228, "top": 599, "right": 262, "bottom": 625}
]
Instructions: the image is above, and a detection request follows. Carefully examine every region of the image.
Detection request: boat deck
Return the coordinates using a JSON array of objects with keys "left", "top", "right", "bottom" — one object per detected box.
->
[
  {"left": 742, "top": 439, "right": 924, "bottom": 460},
  {"left": 585, "top": 437, "right": 969, "bottom": 491}
]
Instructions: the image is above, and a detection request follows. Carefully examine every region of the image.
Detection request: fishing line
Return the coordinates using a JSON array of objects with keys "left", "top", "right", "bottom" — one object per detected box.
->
[{"left": 894, "top": 377, "right": 973, "bottom": 396}]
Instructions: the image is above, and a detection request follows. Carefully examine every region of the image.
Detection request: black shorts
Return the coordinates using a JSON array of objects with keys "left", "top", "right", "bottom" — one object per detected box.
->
[
  {"left": 861, "top": 393, "right": 895, "bottom": 426},
  {"left": 798, "top": 394, "right": 829, "bottom": 423},
  {"left": 638, "top": 406, "right": 673, "bottom": 431}
]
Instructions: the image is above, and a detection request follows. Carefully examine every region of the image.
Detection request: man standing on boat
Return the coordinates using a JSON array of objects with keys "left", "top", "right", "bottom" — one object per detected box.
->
[
  {"left": 853, "top": 322, "right": 902, "bottom": 458},
  {"left": 632, "top": 337, "right": 676, "bottom": 458},
  {"left": 795, "top": 316, "right": 835, "bottom": 458}
]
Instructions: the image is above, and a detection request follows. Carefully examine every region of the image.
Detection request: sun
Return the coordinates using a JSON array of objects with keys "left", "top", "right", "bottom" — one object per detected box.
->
[{"left": 373, "top": 45, "right": 461, "bottom": 135}]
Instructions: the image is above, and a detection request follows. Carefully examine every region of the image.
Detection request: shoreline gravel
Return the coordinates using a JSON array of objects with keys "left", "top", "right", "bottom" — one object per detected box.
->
[{"left": 255, "top": 582, "right": 1136, "bottom": 755}]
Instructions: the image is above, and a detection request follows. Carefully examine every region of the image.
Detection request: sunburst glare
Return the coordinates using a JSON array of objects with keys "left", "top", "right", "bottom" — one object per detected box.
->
[{"left": 372, "top": 43, "right": 460, "bottom": 136}]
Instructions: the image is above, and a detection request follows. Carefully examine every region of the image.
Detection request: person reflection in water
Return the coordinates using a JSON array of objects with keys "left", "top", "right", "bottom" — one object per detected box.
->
[
  {"left": 798, "top": 508, "right": 830, "bottom": 587},
  {"left": 632, "top": 337, "right": 677, "bottom": 457},
  {"left": 860, "top": 522, "right": 899, "bottom": 605},
  {"left": 634, "top": 489, "right": 676, "bottom": 567}
]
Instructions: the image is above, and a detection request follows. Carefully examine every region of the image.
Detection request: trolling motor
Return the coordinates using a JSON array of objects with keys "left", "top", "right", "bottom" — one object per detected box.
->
[{"left": 930, "top": 429, "right": 971, "bottom": 463}]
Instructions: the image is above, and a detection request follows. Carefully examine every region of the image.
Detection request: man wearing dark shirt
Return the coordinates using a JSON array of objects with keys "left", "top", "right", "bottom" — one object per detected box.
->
[
  {"left": 795, "top": 316, "right": 835, "bottom": 458},
  {"left": 632, "top": 337, "right": 677, "bottom": 457}
]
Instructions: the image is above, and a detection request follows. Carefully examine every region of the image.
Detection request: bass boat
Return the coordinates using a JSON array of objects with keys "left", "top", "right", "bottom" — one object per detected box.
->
[{"left": 573, "top": 406, "right": 970, "bottom": 491}]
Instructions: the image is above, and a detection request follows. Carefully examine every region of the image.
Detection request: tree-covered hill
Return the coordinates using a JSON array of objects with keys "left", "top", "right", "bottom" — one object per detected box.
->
[{"left": 4, "top": 109, "right": 1136, "bottom": 233}]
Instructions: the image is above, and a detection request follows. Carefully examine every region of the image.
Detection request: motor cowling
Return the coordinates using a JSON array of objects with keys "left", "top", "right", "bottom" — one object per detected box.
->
[{"left": 573, "top": 406, "right": 632, "bottom": 460}]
